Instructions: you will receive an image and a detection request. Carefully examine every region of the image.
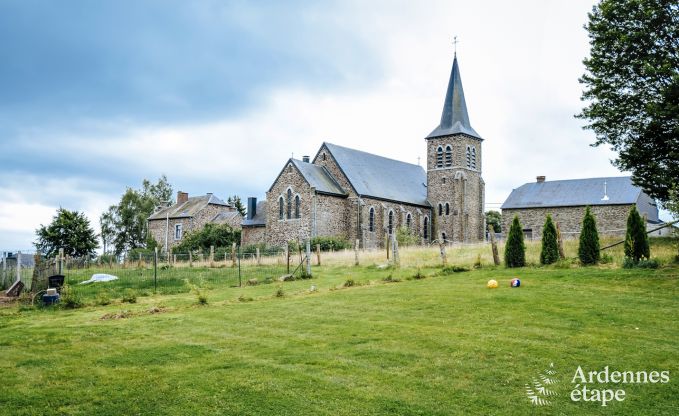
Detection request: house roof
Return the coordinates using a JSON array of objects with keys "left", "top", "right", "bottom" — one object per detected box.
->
[
  {"left": 501, "top": 176, "right": 643, "bottom": 209},
  {"left": 242, "top": 201, "right": 267, "bottom": 227},
  {"left": 426, "top": 55, "right": 481, "bottom": 140},
  {"left": 290, "top": 159, "right": 346, "bottom": 196},
  {"left": 211, "top": 211, "right": 242, "bottom": 224},
  {"left": 148, "top": 194, "right": 230, "bottom": 220},
  {"left": 323, "top": 142, "right": 429, "bottom": 206}
]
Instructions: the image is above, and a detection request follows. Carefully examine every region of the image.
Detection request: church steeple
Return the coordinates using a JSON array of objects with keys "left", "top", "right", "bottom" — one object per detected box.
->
[{"left": 426, "top": 54, "right": 481, "bottom": 140}]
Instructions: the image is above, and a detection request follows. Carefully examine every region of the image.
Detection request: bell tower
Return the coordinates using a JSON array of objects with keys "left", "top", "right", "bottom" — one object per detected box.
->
[{"left": 425, "top": 53, "right": 485, "bottom": 242}]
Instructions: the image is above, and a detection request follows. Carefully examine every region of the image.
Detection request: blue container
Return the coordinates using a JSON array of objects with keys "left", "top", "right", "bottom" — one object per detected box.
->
[{"left": 42, "top": 294, "right": 60, "bottom": 306}]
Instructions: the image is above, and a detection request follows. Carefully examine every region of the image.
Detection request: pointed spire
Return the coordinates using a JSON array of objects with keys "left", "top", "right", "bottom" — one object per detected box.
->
[{"left": 426, "top": 54, "right": 481, "bottom": 140}]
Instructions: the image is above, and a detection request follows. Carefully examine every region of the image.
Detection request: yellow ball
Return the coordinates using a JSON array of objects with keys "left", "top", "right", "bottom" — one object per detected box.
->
[{"left": 487, "top": 279, "right": 498, "bottom": 289}]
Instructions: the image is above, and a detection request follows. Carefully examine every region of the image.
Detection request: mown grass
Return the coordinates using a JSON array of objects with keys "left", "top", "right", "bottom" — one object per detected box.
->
[{"left": 1, "top": 239, "right": 677, "bottom": 415}]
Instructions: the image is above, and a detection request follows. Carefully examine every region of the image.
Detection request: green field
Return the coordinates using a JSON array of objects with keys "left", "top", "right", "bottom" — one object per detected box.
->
[{"left": 1, "top": 242, "right": 678, "bottom": 415}]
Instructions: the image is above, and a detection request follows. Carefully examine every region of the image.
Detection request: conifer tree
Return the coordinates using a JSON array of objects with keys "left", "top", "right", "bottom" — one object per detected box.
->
[
  {"left": 540, "top": 215, "right": 559, "bottom": 265},
  {"left": 504, "top": 215, "right": 525, "bottom": 268},
  {"left": 578, "top": 206, "right": 600, "bottom": 265},
  {"left": 624, "top": 205, "right": 650, "bottom": 263}
]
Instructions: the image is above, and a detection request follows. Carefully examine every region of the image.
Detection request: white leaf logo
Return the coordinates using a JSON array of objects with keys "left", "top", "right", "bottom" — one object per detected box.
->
[{"left": 525, "top": 363, "right": 559, "bottom": 406}]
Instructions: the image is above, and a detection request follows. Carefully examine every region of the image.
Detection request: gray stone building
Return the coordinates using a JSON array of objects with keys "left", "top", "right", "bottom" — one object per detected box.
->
[
  {"left": 501, "top": 176, "right": 659, "bottom": 239},
  {"left": 241, "top": 53, "right": 486, "bottom": 247},
  {"left": 148, "top": 191, "right": 241, "bottom": 252}
]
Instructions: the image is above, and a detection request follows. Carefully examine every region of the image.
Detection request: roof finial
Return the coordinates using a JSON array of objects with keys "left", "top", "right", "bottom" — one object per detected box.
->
[{"left": 453, "top": 35, "right": 459, "bottom": 56}]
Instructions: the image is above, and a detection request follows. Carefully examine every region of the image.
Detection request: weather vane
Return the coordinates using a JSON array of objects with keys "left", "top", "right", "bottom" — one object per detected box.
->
[{"left": 453, "top": 36, "right": 459, "bottom": 55}]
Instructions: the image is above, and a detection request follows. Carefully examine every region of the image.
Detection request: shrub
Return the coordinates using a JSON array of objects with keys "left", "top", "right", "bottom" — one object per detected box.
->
[
  {"left": 540, "top": 215, "right": 559, "bottom": 265},
  {"left": 172, "top": 223, "right": 241, "bottom": 254},
  {"left": 196, "top": 291, "right": 208, "bottom": 305},
  {"left": 382, "top": 275, "right": 401, "bottom": 283},
  {"left": 95, "top": 291, "right": 112, "bottom": 306},
  {"left": 578, "top": 206, "right": 600, "bottom": 265},
  {"left": 60, "top": 285, "right": 83, "bottom": 309},
  {"left": 411, "top": 269, "right": 426, "bottom": 280},
  {"left": 395, "top": 227, "right": 419, "bottom": 247},
  {"left": 441, "top": 265, "right": 469, "bottom": 274},
  {"left": 600, "top": 253, "right": 614, "bottom": 264},
  {"left": 624, "top": 206, "right": 650, "bottom": 264},
  {"left": 121, "top": 289, "right": 137, "bottom": 304},
  {"left": 238, "top": 294, "right": 253, "bottom": 302},
  {"left": 504, "top": 215, "right": 526, "bottom": 268},
  {"left": 310, "top": 236, "right": 350, "bottom": 251},
  {"left": 343, "top": 279, "right": 356, "bottom": 287},
  {"left": 275, "top": 288, "right": 284, "bottom": 298},
  {"left": 637, "top": 258, "right": 660, "bottom": 269}
]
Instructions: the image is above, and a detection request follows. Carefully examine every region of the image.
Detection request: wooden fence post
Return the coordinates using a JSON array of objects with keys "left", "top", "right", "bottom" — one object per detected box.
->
[
  {"left": 189, "top": 251, "right": 193, "bottom": 268},
  {"left": 316, "top": 244, "right": 321, "bottom": 266},
  {"left": 285, "top": 246, "right": 290, "bottom": 274},
  {"left": 256, "top": 247, "right": 261, "bottom": 266},
  {"left": 488, "top": 225, "right": 500, "bottom": 266},
  {"left": 210, "top": 245, "right": 215, "bottom": 268},
  {"left": 438, "top": 241, "right": 447, "bottom": 267},
  {"left": 58, "top": 248, "right": 64, "bottom": 275},
  {"left": 354, "top": 239, "right": 360, "bottom": 266},
  {"left": 385, "top": 232, "right": 390, "bottom": 260},
  {"left": 392, "top": 237, "right": 400, "bottom": 267},
  {"left": 556, "top": 223, "right": 566, "bottom": 260},
  {"left": 231, "top": 243, "right": 237, "bottom": 268}
]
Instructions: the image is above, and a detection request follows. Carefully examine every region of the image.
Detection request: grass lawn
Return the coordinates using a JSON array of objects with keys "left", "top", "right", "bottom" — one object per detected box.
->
[{"left": 1, "top": 259, "right": 678, "bottom": 414}]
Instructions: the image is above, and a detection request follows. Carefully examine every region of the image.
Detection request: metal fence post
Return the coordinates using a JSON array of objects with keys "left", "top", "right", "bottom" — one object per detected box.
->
[
  {"left": 153, "top": 247, "right": 158, "bottom": 293},
  {"left": 306, "top": 240, "right": 311, "bottom": 277},
  {"left": 237, "top": 245, "right": 241, "bottom": 287},
  {"left": 16, "top": 251, "right": 21, "bottom": 283}
]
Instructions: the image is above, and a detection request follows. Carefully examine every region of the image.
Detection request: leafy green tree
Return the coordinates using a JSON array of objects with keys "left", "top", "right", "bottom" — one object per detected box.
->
[
  {"left": 540, "top": 215, "right": 559, "bottom": 265},
  {"left": 172, "top": 223, "right": 241, "bottom": 254},
  {"left": 624, "top": 205, "right": 651, "bottom": 262},
  {"left": 35, "top": 208, "right": 99, "bottom": 257},
  {"left": 227, "top": 195, "right": 246, "bottom": 216},
  {"left": 485, "top": 210, "right": 502, "bottom": 233},
  {"left": 577, "top": 0, "right": 679, "bottom": 204},
  {"left": 99, "top": 208, "right": 115, "bottom": 255},
  {"left": 504, "top": 215, "right": 526, "bottom": 268},
  {"left": 578, "top": 207, "right": 601, "bottom": 265},
  {"left": 108, "top": 176, "right": 173, "bottom": 254}
]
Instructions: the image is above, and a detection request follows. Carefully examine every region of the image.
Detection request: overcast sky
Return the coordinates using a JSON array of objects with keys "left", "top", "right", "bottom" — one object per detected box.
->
[{"left": 0, "top": 0, "right": 670, "bottom": 250}]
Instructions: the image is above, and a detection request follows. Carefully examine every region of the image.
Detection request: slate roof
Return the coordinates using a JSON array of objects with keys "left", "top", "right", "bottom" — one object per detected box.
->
[
  {"left": 291, "top": 159, "right": 346, "bottom": 196},
  {"left": 323, "top": 142, "right": 429, "bottom": 206},
  {"left": 242, "top": 201, "right": 267, "bottom": 227},
  {"left": 148, "top": 194, "right": 230, "bottom": 220},
  {"left": 501, "top": 177, "right": 643, "bottom": 209},
  {"left": 426, "top": 55, "right": 481, "bottom": 140},
  {"left": 211, "top": 211, "right": 242, "bottom": 224}
]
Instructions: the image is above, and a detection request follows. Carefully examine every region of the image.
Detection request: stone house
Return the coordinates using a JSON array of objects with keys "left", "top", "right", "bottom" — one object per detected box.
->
[
  {"left": 148, "top": 191, "right": 241, "bottom": 252},
  {"left": 241, "top": 199, "right": 267, "bottom": 246},
  {"left": 500, "top": 176, "right": 659, "bottom": 239},
  {"left": 241, "top": 53, "right": 487, "bottom": 248}
]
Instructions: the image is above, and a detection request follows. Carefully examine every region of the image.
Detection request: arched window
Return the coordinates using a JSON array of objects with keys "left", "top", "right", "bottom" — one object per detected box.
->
[
  {"left": 445, "top": 145, "right": 452, "bottom": 166},
  {"left": 322, "top": 153, "right": 327, "bottom": 161},
  {"left": 423, "top": 217, "right": 429, "bottom": 240},
  {"left": 436, "top": 146, "right": 444, "bottom": 168},
  {"left": 442, "top": 232, "right": 447, "bottom": 243},
  {"left": 466, "top": 146, "right": 471, "bottom": 168},
  {"left": 294, "top": 195, "right": 300, "bottom": 219},
  {"left": 388, "top": 210, "right": 394, "bottom": 235},
  {"left": 406, "top": 213, "right": 412, "bottom": 229},
  {"left": 438, "top": 203, "right": 443, "bottom": 216},
  {"left": 368, "top": 207, "right": 375, "bottom": 232},
  {"left": 445, "top": 203, "right": 450, "bottom": 215},
  {"left": 471, "top": 147, "right": 477, "bottom": 170},
  {"left": 278, "top": 197, "right": 284, "bottom": 220},
  {"left": 286, "top": 189, "right": 292, "bottom": 219}
]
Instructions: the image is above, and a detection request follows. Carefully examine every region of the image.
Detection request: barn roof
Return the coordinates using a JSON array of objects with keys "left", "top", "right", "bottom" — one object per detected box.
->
[
  {"left": 323, "top": 142, "right": 429, "bottom": 206},
  {"left": 501, "top": 176, "right": 643, "bottom": 209},
  {"left": 148, "top": 194, "right": 230, "bottom": 220},
  {"left": 426, "top": 55, "right": 481, "bottom": 140},
  {"left": 290, "top": 159, "right": 346, "bottom": 196}
]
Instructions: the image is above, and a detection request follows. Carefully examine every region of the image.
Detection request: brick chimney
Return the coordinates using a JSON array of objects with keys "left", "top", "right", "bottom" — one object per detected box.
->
[
  {"left": 536, "top": 176, "right": 546, "bottom": 183},
  {"left": 177, "top": 191, "right": 188, "bottom": 204}
]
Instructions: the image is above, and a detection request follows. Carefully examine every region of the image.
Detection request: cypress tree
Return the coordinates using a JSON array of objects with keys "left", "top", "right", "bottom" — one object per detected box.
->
[
  {"left": 540, "top": 215, "right": 559, "bottom": 265},
  {"left": 624, "top": 205, "right": 650, "bottom": 263},
  {"left": 578, "top": 206, "right": 600, "bottom": 265},
  {"left": 504, "top": 215, "right": 526, "bottom": 268}
]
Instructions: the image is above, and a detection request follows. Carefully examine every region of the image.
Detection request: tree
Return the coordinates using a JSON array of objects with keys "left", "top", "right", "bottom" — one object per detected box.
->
[
  {"left": 99, "top": 208, "right": 115, "bottom": 255},
  {"left": 227, "top": 195, "right": 246, "bottom": 216},
  {"left": 504, "top": 215, "right": 526, "bottom": 268},
  {"left": 107, "top": 176, "right": 173, "bottom": 254},
  {"left": 577, "top": 0, "right": 679, "bottom": 204},
  {"left": 485, "top": 210, "right": 502, "bottom": 233},
  {"left": 172, "top": 223, "right": 241, "bottom": 253},
  {"left": 624, "top": 205, "right": 651, "bottom": 262},
  {"left": 578, "top": 207, "right": 601, "bottom": 265},
  {"left": 35, "top": 208, "right": 99, "bottom": 258},
  {"left": 540, "top": 215, "right": 559, "bottom": 265}
]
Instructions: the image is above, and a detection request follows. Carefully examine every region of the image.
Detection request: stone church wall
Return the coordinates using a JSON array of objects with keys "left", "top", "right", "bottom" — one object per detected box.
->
[
  {"left": 241, "top": 226, "right": 266, "bottom": 246},
  {"left": 265, "top": 162, "right": 314, "bottom": 247}
]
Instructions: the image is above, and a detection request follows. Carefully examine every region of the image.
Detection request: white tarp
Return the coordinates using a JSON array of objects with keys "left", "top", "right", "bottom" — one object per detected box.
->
[{"left": 79, "top": 273, "right": 118, "bottom": 285}]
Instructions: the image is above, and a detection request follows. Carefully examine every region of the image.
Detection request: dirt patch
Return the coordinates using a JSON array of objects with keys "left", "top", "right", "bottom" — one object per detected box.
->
[
  {"left": 100, "top": 310, "right": 132, "bottom": 320},
  {"left": 0, "top": 296, "right": 18, "bottom": 306},
  {"left": 100, "top": 306, "right": 168, "bottom": 320}
]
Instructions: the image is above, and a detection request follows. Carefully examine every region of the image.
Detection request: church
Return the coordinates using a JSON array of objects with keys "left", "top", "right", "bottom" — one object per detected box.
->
[{"left": 241, "top": 54, "right": 485, "bottom": 248}]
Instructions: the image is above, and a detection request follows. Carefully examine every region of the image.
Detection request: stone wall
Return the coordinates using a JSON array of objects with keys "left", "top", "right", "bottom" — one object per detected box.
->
[
  {"left": 357, "top": 197, "right": 430, "bottom": 248},
  {"left": 312, "top": 146, "right": 356, "bottom": 197},
  {"left": 241, "top": 226, "right": 266, "bottom": 246},
  {"left": 314, "top": 194, "right": 350, "bottom": 240},
  {"left": 426, "top": 134, "right": 485, "bottom": 242},
  {"left": 502, "top": 204, "right": 634, "bottom": 239}
]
